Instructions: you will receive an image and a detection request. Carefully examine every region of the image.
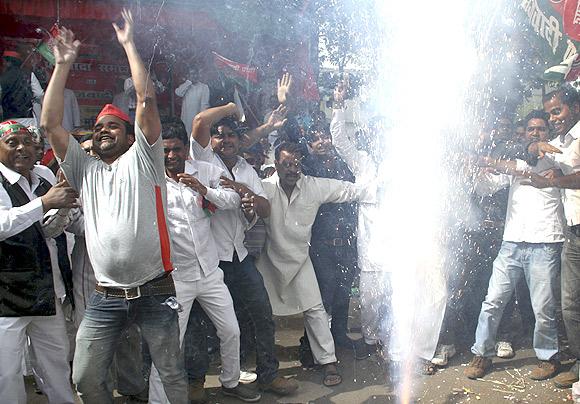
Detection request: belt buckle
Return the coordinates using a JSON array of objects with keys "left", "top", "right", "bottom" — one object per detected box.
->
[
  {"left": 124, "top": 287, "right": 141, "bottom": 300},
  {"left": 332, "top": 238, "right": 343, "bottom": 247}
]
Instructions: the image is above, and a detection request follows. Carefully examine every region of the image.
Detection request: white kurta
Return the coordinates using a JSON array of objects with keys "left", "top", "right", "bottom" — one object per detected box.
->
[
  {"left": 175, "top": 80, "right": 210, "bottom": 135},
  {"left": 330, "top": 108, "right": 387, "bottom": 272},
  {"left": 257, "top": 173, "right": 370, "bottom": 316}
]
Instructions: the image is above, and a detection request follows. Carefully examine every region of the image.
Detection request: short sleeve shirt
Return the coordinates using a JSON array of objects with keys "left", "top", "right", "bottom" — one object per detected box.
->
[{"left": 58, "top": 122, "right": 172, "bottom": 288}]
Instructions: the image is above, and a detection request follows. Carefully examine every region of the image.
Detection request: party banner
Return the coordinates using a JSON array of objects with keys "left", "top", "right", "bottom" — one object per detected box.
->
[{"left": 520, "top": 0, "right": 580, "bottom": 80}]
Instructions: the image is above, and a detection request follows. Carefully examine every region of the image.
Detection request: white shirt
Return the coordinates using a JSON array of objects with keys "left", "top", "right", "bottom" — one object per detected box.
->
[
  {"left": 175, "top": 80, "right": 210, "bottom": 135},
  {"left": 0, "top": 163, "right": 66, "bottom": 300},
  {"left": 62, "top": 89, "right": 80, "bottom": 132},
  {"left": 190, "top": 140, "right": 267, "bottom": 262},
  {"left": 475, "top": 158, "right": 565, "bottom": 243},
  {"left": 545, "top": 121, "right": 580, "bottom": 226},
  {"left": 257, "top": 172, "right": 371, "bottom": 315},
  {"left": 166, "top": 160, "right": 240, "bottom": 282},
  {"left": 330, "top": 108, "right": 386, "bottom": 272}
]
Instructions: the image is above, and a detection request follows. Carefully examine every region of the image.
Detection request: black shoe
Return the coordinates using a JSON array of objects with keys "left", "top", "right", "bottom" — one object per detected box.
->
[
  {"left": 353, "top": 338, "right": 375, "bottom": 360},
  {"left": 222, "top": 384, "right": 261, "bottom": 402}
]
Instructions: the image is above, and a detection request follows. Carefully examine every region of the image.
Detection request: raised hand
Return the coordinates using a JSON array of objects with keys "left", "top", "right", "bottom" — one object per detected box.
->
[
  {"left": 41, "top": 180, "right": 79, "bottom": 211},
  {"left": 266, "top": 104, "right": 288, "bottom": 130},
  {"left": 177, "top": 173, "right": 207, "bottom": 196},
  {"left": 112, "top": 8, "right": 134, "bottom": 46},
  {"left": 277, "top": 73, "right": 293, "bottom": 105},
  {"left": 53, "top": 27, "right": 81, "bottom": 65},
  {"left": 333, "top": 79, "right": 348, "bottom": 105}
]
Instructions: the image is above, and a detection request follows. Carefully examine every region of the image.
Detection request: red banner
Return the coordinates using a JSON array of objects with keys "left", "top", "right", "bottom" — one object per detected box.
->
[{"left": 212, "top": 51, "right": 258, "bottom": 83}]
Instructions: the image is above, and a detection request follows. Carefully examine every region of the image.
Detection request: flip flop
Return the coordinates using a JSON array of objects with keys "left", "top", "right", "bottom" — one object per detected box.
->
[{"left": 322, "top": 363, "right": 342, "bottom": 387}]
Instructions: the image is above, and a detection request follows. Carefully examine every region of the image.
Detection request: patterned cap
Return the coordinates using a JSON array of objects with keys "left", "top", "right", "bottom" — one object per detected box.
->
[{"left": 0, "top": 120, "right": 31, "bottom": 138}]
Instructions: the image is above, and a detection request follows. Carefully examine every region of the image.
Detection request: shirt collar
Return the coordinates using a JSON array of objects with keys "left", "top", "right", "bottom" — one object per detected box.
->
[
  {"left": 564, "top": 120, "right": 580, "bottom": 142},
  {"left": 184, "top": 159, "right": 199, "bottom": 176},
  {"left": 0, "top": 161, "right": 21, "bottom": 185},
  {"left": 0, "top": 162, "right": 41, "bottom": 189}
]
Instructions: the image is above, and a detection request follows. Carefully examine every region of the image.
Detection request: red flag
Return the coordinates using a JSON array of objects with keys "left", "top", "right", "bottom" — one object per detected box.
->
[
  {"left": 300, "top": 62, "right": 320, "bottom": 101},
  {"left": 212, "top": 51, "right": 258, "bottom": 83}
]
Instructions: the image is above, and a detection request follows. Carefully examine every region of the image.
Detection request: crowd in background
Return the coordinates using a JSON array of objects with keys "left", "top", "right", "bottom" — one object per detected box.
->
[{"left": 1, "top": 9, "right": 580, "bottom": 404}]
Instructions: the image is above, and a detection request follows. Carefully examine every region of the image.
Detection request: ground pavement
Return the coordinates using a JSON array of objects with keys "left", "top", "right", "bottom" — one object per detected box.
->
[{"left": 26, "top": 310, "right": 575, "bottom": 404}]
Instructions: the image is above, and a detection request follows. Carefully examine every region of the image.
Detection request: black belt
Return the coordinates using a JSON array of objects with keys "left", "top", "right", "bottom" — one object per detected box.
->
[
  {"left": 570, "top": 225, "right": 580, "bottom": 238},
  {"left": 95, "top": 273, "right": 175, "bottom": 300}
]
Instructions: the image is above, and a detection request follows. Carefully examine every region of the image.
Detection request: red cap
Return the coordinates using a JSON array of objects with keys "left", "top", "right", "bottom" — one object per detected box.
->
[
  {"left": 2, "top": 50, "right": 21, "bottom": 60},
  {"left": 96, "top": 104, "right": 130, "bottom": 124}
]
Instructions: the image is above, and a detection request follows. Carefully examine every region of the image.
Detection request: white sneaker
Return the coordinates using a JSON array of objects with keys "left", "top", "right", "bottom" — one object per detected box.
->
[
  {"left": 431, "top": 344, "right": 456, "bottom": 367},
  {"left": 239, "top": 370, "right": 258, "bottom": 384},
  {"left": 495, "top": 341, "right": 515, "bottom": 359}
]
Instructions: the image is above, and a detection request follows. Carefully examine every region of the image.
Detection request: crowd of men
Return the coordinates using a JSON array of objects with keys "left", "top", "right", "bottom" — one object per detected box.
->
[{"left": 1, "top": 10, "right": 579, "bottom": 404}]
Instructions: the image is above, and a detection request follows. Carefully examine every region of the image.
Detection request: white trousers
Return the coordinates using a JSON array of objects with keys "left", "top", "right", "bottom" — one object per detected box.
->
[
  {"left": 149, "top": 268, "right": 240, "bottom": 404},
  {"left": 0, "top": 300, "right": 76, "bottom": 404},
  {"left": 304, "top": 303, "right": 337, "bottom": 365},
  {"left": 359, "top": 271, "right": 391, "bottom": 346}
]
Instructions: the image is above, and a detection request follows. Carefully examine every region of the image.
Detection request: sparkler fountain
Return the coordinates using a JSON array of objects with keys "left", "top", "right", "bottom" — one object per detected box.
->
[{"left": 366, "top": 1, "right": 508, "bottom": 402}]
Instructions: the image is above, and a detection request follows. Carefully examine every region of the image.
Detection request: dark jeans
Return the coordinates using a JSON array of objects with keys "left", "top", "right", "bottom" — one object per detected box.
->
[
  {"left": 562, "top": 227, "right": 580, "bottom": 360},
  {"left": 310, "top": 242, "right": 358, "bottom": 338},
  {"left": 73, "top": 292, "right": 187, "bottom": 404},
  {"left": 184, "top": 254, "right": 278, "bottom": 384}
]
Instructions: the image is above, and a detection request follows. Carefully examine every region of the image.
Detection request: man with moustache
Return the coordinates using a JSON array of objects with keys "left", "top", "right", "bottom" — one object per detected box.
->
[
  {"left": 148, "top": 121, "right": 260, "bottom": 403},
  {"left": 190, "top": 102, "right": 298, "bottom": 395},
  {"left": 40, "top": 11, "right": 187, "bottom": 403},
  {"left": 257, "top": 141, "right": 372, "bottom": 387},
  {"left": 0, "top": 120, "right": 78, "bottom": 403},
  {"left": 465, "top": 110, "right": 564, "bottom": 381},
  {"left": 299, "top": 123, "right": 359, "bottom": 365},
  {"left": 524, "top": 87, "right": 580, "bottom": 389}
]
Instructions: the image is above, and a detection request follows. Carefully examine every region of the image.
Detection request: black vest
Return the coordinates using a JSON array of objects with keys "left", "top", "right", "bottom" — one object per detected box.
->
[{"left": 0, "top": 172, "right": 72, "bottom": 316}]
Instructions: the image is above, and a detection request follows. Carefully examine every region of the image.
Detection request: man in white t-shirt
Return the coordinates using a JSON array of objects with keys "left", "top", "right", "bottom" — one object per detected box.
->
[{"left": 40, "top": 11, "right": 187, "bottom": 403}]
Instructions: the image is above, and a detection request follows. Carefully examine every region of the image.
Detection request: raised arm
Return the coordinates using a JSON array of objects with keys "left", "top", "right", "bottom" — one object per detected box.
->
[
  {"left": 40, "top": 27, "right": 81, "bottom": 160},
  {"left": 191, "top": 102, "right": 239, "bottom": 148},
  {"left": 330, "top": 80, "right": 365, "bottom": 175},
  {"left": 113, "top": 9, "right": 160, "bottom": 145},
  {"left": 241, "top": 104, "right": 287, "bottom": 149}
]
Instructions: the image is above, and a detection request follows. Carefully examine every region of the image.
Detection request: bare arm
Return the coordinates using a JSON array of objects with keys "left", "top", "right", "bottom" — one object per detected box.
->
[
  {"left": 523, "top": 171, "right": 580, "bottom": 189},
  {"left": 191, "top": 102, "right": 239, "bottom": 148},
  {"left": 113, "top": 9, "right": 160, "bottom": 145},
  {"left": 241, "top": 104, "right": 287, "bottom": 149},
  {"left": 40, "top": 27, "right": 81, "bottom": 160}
]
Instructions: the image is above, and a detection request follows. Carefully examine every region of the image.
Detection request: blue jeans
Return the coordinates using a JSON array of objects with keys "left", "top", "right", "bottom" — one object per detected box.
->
[
  {"left": 562, "top": 227, "right": 580, "bottom": 360},
  {"left": 73, "top": 291, "right": 187, "bottom": 404},
  {"left": 471, "top": 241, "right": 562, "bottom": 360}
]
